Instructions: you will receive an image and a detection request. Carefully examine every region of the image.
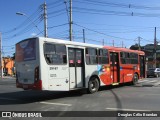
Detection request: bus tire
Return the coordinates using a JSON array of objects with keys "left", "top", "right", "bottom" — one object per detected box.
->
[
  {"left": 88, "top": 77, "right": 99, "bottom": 94},
  {"left": 132, "top": 74, "right": 138, "bottom": 85}
]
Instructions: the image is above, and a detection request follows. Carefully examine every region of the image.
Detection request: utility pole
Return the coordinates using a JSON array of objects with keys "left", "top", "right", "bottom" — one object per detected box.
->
[
  {"left": 154, "top": 27, "right": 157, "bottom": 68},
  {"left": 102, "top": 39, "right": 104, "bottom": 46},
  {"left": 44, "top": 2, "right": 48, "bottom": 37},
  {"left": 138, "top": 36, "right": 141, "bottom": 50},
  {"left": 113, "top": 40, "right": 114, "bottom": 47},
  {"left": 122, "top": 41, "right": 123, "bottom": 48},
  {"left": 69, "top": 0, "right": 73, "bottom": 41},
  {"left": 0, "top": 33, "right": 3, "bottom": 78},
  {"left": 83, "top": 29, "right": 85, "bottom": 43}
]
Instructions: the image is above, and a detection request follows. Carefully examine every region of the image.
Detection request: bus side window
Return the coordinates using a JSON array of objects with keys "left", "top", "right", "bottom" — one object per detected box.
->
[
  {"left": 46, "top": 54, "right": 52, "bottom": 63},
  {"left": 120, "top": 52, "right": 126, "bottom": 64},
  {"left": 86, "top": 48, "right": 97, "bottom": 65},
  {"left": 69, "top": 49, "right": 75, "bottom": 67},
  {"left": 44, "top": 43, "right": 56, "bottom": 64},
  {"left": 126, "top": 52, "right": 130, "bottom": 64},
  {"left": 121, "top": 52, "right": 138, "bottom": 64},
  {"left": 63, "top": 54, "right": 67, "bottom": 63},
  {"left": 55, "top": 44, "right": 67, "bottom": 64},
  {"left": 98, "top": 49, "right": 109, "bottom": 64},
  {"left": 44, "top": 43, "right": 67, "bottom": 65}
]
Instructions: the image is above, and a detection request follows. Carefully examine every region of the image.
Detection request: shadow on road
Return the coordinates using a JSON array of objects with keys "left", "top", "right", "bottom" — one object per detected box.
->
[
  {"left": 0, "top": 90, "right": 84, "bottom": 105},
  {"left": 110, "top": 90, "right": 124, "bottom": 120},
  {"left": 98, "top": 85, "right": 125, "bottom": 120}
]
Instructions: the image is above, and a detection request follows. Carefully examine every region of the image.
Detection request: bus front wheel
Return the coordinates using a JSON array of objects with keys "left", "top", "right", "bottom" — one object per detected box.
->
[
  {"left": 88, "top": 77, "right": 99, "bottom": 94},
  {"left": 132, "top": 74, "right": 138, "bottom": 85}
]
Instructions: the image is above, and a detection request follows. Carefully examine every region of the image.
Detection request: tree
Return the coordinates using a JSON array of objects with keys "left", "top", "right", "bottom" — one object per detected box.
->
[
  {"left": 11, "top": 53, "right": 15, "bottom": 60},
  {"left": 130, "top": 43, "right": 139, "bottom": 50}
]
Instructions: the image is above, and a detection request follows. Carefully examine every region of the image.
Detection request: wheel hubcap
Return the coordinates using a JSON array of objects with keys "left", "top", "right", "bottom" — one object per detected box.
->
[
  {"left": 90, "top": 81, "right": 96, "bottom": 90},
  {"left": 91, "top": 83, "right": 94, "bottom": 88},
  {"left": 134, "top": 75, "right": 138, "bottom": 83}
]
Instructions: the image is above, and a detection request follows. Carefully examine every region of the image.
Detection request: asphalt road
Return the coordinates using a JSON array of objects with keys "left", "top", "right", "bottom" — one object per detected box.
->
[{"left": 0, "top": 76, "right": 160, "bottom": 120}]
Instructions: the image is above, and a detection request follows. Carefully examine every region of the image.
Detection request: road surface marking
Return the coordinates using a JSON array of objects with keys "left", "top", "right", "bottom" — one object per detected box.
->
[
  {"left": 40, "top": 102, "right": 72, "bottom": 106},
  {"left": 106, "top": 108, "right": 151, "bottom": 111},
  {"left": 138, "top": 80, "right": 149, "bottom": 83},
  {"left": 145, "top": 80, "right": 158, "bottom": 83},
  {"left": 154, "top": 81, "right": 160, "bottom": 86},
  {"left": 138, "top": 80, "right": 158, "bottom": 83},
  {"left": 143, "top": 94, "right": 160, "bottom": 96},
  {"left": 0, "top": 97, "right": 19, "bottom": 101}
]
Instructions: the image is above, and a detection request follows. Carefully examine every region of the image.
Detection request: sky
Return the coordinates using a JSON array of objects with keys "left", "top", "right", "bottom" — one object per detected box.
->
[{"left": 1, "top": 0, "right": 160, "bottom": 57}]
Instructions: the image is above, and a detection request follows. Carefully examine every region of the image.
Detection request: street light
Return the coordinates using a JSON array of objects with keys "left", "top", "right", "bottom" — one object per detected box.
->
[
  {"left": 16, "top": 12, "right": 43, "bottom": 35},
  {"left": 16, "top": 12, "right": 25, "bottom": 16}
]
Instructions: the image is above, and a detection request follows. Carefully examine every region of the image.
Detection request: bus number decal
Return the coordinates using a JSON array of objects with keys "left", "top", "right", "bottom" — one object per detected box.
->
[{"left": 50, "top": 67, "right": 58, "bottom": 70}]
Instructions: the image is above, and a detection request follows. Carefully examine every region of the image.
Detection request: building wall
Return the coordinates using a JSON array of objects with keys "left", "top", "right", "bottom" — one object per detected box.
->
[{"left": 2, "top": 58, "right": 15, "bottom": 76}]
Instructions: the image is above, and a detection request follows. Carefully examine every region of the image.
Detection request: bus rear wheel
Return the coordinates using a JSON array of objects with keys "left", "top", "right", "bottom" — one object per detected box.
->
[
  {"left": 88, "top": 77, "right": 99, "bottom": 94},
  {"left": 132, "top": 74, "right": 138, "bottom": 85}
]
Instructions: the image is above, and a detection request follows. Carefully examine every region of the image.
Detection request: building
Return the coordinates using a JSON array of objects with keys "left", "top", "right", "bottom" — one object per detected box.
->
[
  {"left": 2, "top": 57, "right": 15, "bottom": 76},
  {"left": 130, "top": 44, "right": 160, "bottom": 69}
]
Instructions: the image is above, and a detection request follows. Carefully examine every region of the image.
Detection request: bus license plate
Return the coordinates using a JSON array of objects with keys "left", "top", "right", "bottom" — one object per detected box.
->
[{"left": 23, "top": 85, "right": 28, "bottom": 89}]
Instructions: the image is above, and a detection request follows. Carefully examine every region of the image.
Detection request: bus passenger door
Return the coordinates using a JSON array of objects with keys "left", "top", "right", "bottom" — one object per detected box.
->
[
  {"left": 139, "top": 55, "right": 145, "bottom": 78},
  {"left": 68, "top": 48, "right": 85, "bottom": 89},
  {"left": 110, "top": 52, "right": 120, "bottom": 84}
]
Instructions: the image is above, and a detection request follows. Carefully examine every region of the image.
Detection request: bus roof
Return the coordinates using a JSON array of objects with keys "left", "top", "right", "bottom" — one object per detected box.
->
[
  {"left": 104, "top": 46, "right": 145, "bottom": 55},
  {"left": 17, "top": 37, "right": 145, "bottom": 55},
  {"left": 39, "top": 37, "right": 104, "bottom": 48}
]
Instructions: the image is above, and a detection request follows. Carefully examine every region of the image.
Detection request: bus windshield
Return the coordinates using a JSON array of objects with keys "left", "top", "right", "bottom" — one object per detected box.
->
[{"left": 16, "top": 38, "right": 36, "bottom": 62}]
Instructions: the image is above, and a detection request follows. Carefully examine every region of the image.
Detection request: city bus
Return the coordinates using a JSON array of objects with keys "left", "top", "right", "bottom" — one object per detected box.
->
[
  {"left": 104, "top": 46, "right": 145, "bottom": 85},
  {"left": 15, "top": 37, "right": 146, "bottom": 93}
]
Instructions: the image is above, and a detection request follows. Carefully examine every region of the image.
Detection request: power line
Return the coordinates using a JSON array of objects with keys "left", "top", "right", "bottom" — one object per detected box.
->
[
  {"left": 48, "top": 3, "right": 64, "bottom": 9},
  {"left": 3, "top": 17, "right": 43, "bottom": 40},
  {"left": 2, "top": 45, "right": 15, "bottom": 48},
  {"left": 73, "top": 26, "right": 155, "bottom": 33},
  {"left": 48, "top": 9, "right": 66, "bottom": 15},
  {"left": 2, "top": 51, "right": 15, "bottom": 54},
  {"left": 73, "top": 7, "right": 160, "bottom": 18},
  {"left": 47, "top": 24, "right": 69, "bottom": 38},
  {"left": 75, "top": 0, "right": 160, "bottom": 11},
  {"left": 48, "top": 23, "right": 68, "bottom": 29},
  {"left": 48, "top": 12, "right": 66, "bottom": 18},
  {"left": 33, "top": 30, "right": 44, "bottom": 37},
  {"left": 141, "top": 38, "right": 154, "bottom": 42},
  {"left": 73, "top": 7, "right": 131, "bottom": 16},
  {"left": 74, "top": 21, "right": 160, "bottom": 29},
  {"left": 2, "top": 7, "right": 43, "bottom": 35},
  {"left": 73, "top": 23, "right": 135, "bottom": 41},
  {"left": 74, "top": 0, "right": 128, "bottom": 9},
  {"left": 74, "top": 10, "right": 160, "bottom": 18},
  {"left": 49, "top": 30, "right": 69, "bottom": 36},
  {"left": 47, "top": 0, "right": 63, "bottom": 7}
]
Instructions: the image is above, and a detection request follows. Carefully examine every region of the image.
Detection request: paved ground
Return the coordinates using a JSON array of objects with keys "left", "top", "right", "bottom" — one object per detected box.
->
[{"left": 0, "top": 77, "right": 160, "bottom": 120}]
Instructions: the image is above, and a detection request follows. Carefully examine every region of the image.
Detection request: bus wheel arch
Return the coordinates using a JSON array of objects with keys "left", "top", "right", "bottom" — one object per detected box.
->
[
  {"left": 132, "top": 73, "right": 139, "bottom": 85},
  {"left": 87, "top": 75, "right": 100, "bottom": 94}
]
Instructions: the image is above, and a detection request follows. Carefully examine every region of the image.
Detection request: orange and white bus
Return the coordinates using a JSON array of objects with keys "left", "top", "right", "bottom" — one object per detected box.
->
[{"left": 15, "top": 37, "right": 145, "bottom": 93}]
